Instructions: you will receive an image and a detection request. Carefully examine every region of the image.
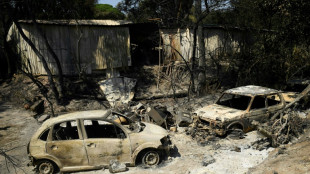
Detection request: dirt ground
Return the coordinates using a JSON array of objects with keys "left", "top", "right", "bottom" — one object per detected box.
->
[
  {"left": 248, "top": 129, "right": 310, "bottom": 174},
  {"left": 0, "top": 102, "right": 40, "bottom": 174}
]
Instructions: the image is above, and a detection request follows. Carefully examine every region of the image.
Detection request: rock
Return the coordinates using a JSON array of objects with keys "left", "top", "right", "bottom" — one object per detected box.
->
[
  {"left": 202, "top": 155, "right": 215, "bottom": 166},
  {"left": 231, "top": 146, "right": 241, "bottom": 152},
  {"left": 109, "top": 159, "right": 127, "bottom": 173},
  {"left": 37, "top": 114, "right": 50, "bottom": 123}
]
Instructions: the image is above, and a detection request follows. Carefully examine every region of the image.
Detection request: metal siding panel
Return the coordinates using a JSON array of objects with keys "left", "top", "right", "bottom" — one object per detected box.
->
[{"left": 12, "top": 23, "right": 131, "bottom": 75}]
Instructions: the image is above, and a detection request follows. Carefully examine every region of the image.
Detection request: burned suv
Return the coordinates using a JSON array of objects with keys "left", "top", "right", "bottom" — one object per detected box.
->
[
  {"left": 28, "top": 110, "right": 173, "bottom": 173},
  {"left": 194, "top": 85, "right": 286, "bottom": 136}
]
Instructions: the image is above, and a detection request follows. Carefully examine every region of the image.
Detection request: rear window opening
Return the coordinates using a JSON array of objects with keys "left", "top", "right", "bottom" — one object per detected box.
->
[
  {"left": 52, "top": 120, "right": 79, "bottom": 141},
  {"left": 39, "top": 128, "right": 50, "bottom": 141}
]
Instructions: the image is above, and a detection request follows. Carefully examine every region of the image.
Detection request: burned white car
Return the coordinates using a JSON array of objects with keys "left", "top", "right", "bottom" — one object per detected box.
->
[
  {"left": 27, "top": 110, "right": 173, "bottom": 173},
  {"left": 194, "top": 85, "right": 286, "bottom": 136}
]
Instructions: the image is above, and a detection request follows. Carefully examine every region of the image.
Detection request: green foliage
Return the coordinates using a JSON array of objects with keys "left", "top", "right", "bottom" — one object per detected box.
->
[
  {"left": 210, "top": 0, "right": 310, "bottom": 87},
  {"left": 94, "top": 4, "right": 125, "bottom": 20},
  {"left": 117, "top": 0, "right": 194, "bottom": 27}
]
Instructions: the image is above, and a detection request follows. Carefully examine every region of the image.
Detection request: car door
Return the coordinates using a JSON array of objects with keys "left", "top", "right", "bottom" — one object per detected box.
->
[
  {"left": 46, "top": 120, "right": 89, "bottom": 167},
  {"left": 266, "top": 93, "right": 284, "bottom": 115},
  {"left": 82, "top": 119, "right": 132, "bottom": 167},
  {"left": 247, "top": 95, "right": 269, "bottom": 123}
]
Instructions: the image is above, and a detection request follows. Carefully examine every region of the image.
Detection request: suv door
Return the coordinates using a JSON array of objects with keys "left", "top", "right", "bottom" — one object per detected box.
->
[
  {"left": 247, "top": 95, "right": 269, "bottom": 123},
  {"left": 46, "top": 120, "right": 88, "bottom": 167},
  {"left": 266, "top": 93, "right": 284, "bottom": 114},
  {"left": 82, "top": 119, "right": 132, "bottom": 167}
]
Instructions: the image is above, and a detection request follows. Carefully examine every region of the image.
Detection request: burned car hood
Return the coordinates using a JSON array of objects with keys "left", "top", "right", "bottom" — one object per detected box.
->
[{"left": 194, "top": 104, "right": 244, "bottom": 122}]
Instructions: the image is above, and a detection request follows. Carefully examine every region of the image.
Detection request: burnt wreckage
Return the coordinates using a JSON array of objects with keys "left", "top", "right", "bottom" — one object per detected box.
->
[
  {"left": 192, "top": 85, "right": 286, "bottom": 136},
  {"left": 27, "top": 110, "right": 173, "bottom": 173}
]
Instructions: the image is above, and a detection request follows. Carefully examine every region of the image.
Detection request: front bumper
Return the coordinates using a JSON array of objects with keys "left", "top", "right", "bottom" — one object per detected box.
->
[{"left": 199, "top": 118, "right": 226, "bottom": 136}]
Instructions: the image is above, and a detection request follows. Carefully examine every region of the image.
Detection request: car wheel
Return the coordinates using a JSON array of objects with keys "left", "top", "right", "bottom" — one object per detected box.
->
[
  {"left": 37, "top": 160, "right": 54, "bottom": 174},
  {"left": 142, "top": 150, "right": 160, "bottom": 166}
]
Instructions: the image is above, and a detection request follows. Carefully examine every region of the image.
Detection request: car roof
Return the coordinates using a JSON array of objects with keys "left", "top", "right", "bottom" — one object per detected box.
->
[
  {"left": 224, "top": 85, "right": 280, "bottom": 96},
  {"left": 42, "top": 110, "right": 111, "bottom": 127}
]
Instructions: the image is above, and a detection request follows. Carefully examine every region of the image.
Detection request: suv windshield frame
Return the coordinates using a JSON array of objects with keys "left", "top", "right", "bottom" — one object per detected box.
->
[{"left": 216, "top": 93, "right": 252, "bottom": 111}]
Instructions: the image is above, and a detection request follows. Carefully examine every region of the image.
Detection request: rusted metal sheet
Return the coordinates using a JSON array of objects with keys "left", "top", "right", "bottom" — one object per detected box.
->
[
  {"left": 160, "top": 27, "right": 246, "bottom": 63},
  {"left": 147, "top": 107, "right": 167, "bottom": 126},
  {"left": 7, "top": 20, "right": 131, "bottom": 75}
]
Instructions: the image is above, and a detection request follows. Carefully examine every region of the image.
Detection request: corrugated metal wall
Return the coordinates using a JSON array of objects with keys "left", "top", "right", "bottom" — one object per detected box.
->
[
  {"left": 8, "top": 23, "right": 131, "bottom": 75},
  {"left": 161, "top": 28, "right": 245, "bottom": 62}
]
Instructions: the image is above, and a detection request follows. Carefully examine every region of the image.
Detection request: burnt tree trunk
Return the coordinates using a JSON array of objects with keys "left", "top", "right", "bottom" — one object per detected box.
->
[
  {"left": 27, "top": 1, "right": 65, "bottom": 102},
  {"left": 12, "top": 19, "right": 60, "bottom": 104},
  {"left": 33, "top": 19, "right": 65, "bottom": 101},
  {"left": 197, "top": 24, "right": 206, "bottom": 95},
  {"left": 191, "top": 0, "right": 211, "bottom": 94},
  {"left": 191, "top": 25, "right": 198, "bottom": 93}
]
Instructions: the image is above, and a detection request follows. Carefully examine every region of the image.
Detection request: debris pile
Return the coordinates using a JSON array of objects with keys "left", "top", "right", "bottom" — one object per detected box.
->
[
  {"left": 254, "top": 110, "right": 310, "bottom": 147},
  {"left": 114, "top": 102, "right": 176, "bottom": 130},
  {"left": 186, "top": 116, "right": 216, "bottom": 145},
  {"left": 251, "top": 137, "right": 271, "bottom": 151},
  {"left": 99, "top": 77, "right": 137, "bottom": 107}
]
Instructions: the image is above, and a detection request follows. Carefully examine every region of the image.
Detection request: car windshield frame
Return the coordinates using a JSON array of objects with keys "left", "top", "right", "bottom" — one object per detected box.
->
[{"left": 216, "top": 93, "right": 252, "bottom": 111}]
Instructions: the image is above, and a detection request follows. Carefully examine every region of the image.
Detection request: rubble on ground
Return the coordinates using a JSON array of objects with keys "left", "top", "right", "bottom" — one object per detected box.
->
[
  {"left": 201, "top": 155, "right": 216, "bottom": 166},
  {"left": 108, "top": 160, "right": 127, "bottom": 173},
  {"left": 98, "top": 77, "right": 137, "bottom": 107},
  {"left": 254, "top": 110, "right": 310, "bottom": 147},
  {"left": 114, "top": 102, "right": 176, "bottom": 129}
]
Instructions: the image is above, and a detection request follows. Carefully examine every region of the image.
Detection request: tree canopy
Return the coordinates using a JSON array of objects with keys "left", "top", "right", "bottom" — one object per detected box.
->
[
  {"left": 94, "top": 4, "right": 125, "bottom": 20},
  {"left": 117, "top": 0, "right": 194, "bottom": 27}
]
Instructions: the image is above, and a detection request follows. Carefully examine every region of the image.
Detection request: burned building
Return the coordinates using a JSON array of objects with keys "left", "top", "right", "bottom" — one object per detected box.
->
[{"left": 7, "top": 20, "right": 132, "bottom": 77}]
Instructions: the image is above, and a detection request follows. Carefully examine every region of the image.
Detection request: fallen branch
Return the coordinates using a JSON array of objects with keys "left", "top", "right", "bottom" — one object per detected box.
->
[
  {"left": 0, "top": 147, "right": 26, "bottom": 174},
  {"left": 271, "top": 84, "right": 310, "bottom": 120}
]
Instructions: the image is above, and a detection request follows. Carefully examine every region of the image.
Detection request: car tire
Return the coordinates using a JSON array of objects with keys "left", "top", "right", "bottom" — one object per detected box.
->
[
  {"left": 37, "top": 160, "right": 55, "bottom": 174},
  {"left": 141, "top": 150, "right": 160, "bottom": 167}
]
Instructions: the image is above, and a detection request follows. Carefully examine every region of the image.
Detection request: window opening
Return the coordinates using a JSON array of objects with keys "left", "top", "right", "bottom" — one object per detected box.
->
[
  {"left": 52, "top": 120, "right": 79, "bottom": 141},
  {"left": 39, "top": 128, "right": 50, "bottom": 141},
  {"left": 251, "top": 96, "right": 266, "bottom": 110},
  {"left": 84, "top": 120, "right": 126, "bottom": 139}
]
